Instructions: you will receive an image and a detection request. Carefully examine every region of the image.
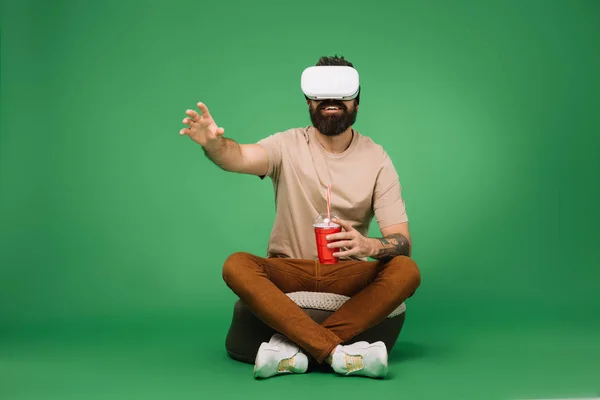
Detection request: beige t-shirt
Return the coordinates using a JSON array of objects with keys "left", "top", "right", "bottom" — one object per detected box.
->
[{"left": 257, "top": 126, "right": 408, "bottom": 261}]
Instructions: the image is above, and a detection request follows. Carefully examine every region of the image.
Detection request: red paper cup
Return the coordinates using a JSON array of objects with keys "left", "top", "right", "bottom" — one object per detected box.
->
[{"left": 314, "top": 224, "right": 342, "bottom": 264}]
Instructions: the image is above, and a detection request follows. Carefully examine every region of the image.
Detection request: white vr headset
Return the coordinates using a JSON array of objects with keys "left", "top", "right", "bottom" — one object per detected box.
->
[{"left": 301, "top": 66, "right": 360, "bottom": 101}]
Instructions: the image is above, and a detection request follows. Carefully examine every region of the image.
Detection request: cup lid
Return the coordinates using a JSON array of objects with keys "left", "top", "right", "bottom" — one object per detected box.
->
[{"left": 313, "top": 212, "right": 340, "bottom": 228}]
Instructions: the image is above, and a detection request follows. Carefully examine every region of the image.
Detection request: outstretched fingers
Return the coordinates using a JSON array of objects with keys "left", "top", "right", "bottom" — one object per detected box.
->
[
  {"left": 180, "top": 115, "right": 193, "bottom": 136},
  {"left": 197, "top": 102, "right": 211, "bottom": 118},
  {"left": 185, "top": 109, "right": 200, "bottom": 121},
  {"left": 179, "top": 102, "right": 222, "bottom": 139}
]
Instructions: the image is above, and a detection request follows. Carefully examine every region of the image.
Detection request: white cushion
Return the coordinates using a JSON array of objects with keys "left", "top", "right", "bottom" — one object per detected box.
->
[{"left": 286, "top": 291, "right": 406, "bottom": 318}]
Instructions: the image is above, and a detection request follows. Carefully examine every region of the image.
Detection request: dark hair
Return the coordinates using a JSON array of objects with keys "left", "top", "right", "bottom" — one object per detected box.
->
[
  {"left": 305, "top": 55, "right": 360, "bottom": 104},
  {"left": 315, "top": 55, "right": 355, "bottom": 68}
]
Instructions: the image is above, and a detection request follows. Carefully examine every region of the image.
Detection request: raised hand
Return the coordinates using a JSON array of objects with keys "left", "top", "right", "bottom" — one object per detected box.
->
[{"left": 180, "top": 102, "right": 225, "bottom": 147}]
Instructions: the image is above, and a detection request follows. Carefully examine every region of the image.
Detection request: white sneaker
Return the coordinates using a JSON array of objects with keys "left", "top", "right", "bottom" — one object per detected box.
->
[
  {"left": 253, "top": 334, "right": 309, "bottom": 379},
  {"left": 331, "top": 341, "right": 388, "bottom": 378}
]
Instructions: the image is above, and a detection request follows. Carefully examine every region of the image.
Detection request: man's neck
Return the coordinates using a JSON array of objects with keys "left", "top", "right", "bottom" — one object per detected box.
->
[{"left": 313, "top": 127, "right": 354, "bottom": 154}]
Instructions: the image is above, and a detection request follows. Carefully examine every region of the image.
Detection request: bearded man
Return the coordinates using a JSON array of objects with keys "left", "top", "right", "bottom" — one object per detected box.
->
[{"left": 180, "top": 55, "right": 421, "bottom": 379}]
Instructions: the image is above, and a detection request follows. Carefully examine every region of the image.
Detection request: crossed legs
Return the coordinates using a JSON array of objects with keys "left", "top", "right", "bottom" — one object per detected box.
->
[{"left": 221, "top": 252, "right": 421, "bottom": 376}]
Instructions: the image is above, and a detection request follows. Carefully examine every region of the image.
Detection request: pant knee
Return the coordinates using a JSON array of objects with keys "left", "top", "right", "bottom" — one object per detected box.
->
[
  {"left": 388, "top": 256, "right": 422, "bottom": 293},
  {"left": 222, "top": 251, "right": 255, "bottom": 285},
  {"left": 406, "top": 257, "right": 422, "bottom": 288}
]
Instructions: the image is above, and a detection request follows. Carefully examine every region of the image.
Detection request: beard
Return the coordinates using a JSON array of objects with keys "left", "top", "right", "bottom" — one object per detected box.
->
[{"left": 309, "top": 100, "right": 358, "bottom": 137}]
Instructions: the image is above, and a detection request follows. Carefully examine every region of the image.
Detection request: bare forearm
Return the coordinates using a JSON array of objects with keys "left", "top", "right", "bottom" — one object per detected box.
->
[
  {"left": 202, "top": 137, "right": 243, "bottom": 172},
  {"left": 368, "top": 234, "right": 412, "bottom": 260}
]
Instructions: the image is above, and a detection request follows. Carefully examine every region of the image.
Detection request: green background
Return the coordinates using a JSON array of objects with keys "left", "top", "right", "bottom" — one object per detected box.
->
[{"left": 1, "top": 0, "right": 599, "bottom": 398}]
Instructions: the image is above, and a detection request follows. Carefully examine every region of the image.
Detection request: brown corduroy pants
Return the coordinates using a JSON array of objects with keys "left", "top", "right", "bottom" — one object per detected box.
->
[{"left": 222, "top": 252, "right": 421, "bottom": 364}]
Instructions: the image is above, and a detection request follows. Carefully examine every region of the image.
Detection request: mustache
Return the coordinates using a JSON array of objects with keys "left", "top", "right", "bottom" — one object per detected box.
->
[{"left": 318, "top": 100, "right": 347, "bottom": 110}]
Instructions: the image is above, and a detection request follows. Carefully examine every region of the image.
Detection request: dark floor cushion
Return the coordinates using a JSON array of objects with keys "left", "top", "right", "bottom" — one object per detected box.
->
[{"left": 225, "top": 293, "right": 406, "bottom": 365}]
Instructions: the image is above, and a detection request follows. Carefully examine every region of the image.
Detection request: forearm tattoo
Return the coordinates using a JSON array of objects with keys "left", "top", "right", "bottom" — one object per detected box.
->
[{"left": 373, "top": 234, "right": 411, "bottom": 260}]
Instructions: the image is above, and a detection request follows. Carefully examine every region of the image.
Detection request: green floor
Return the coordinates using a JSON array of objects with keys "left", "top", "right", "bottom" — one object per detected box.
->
[{"left": 2, "top": 311, "right": 599, "bottom": 400}]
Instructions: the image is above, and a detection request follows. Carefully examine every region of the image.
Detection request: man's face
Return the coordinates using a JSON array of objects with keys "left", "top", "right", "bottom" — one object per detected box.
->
[{"left": 308, "top": 98, "right": 358, "bottom": 137}]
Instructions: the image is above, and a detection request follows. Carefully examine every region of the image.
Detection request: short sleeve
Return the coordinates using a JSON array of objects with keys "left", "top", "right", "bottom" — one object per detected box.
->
[
  {"left": 256, "top": 133, "right": 284, "bottom": 180},
  {"left": 373, "top": 154, "right": 408, "bottom": 228}
]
